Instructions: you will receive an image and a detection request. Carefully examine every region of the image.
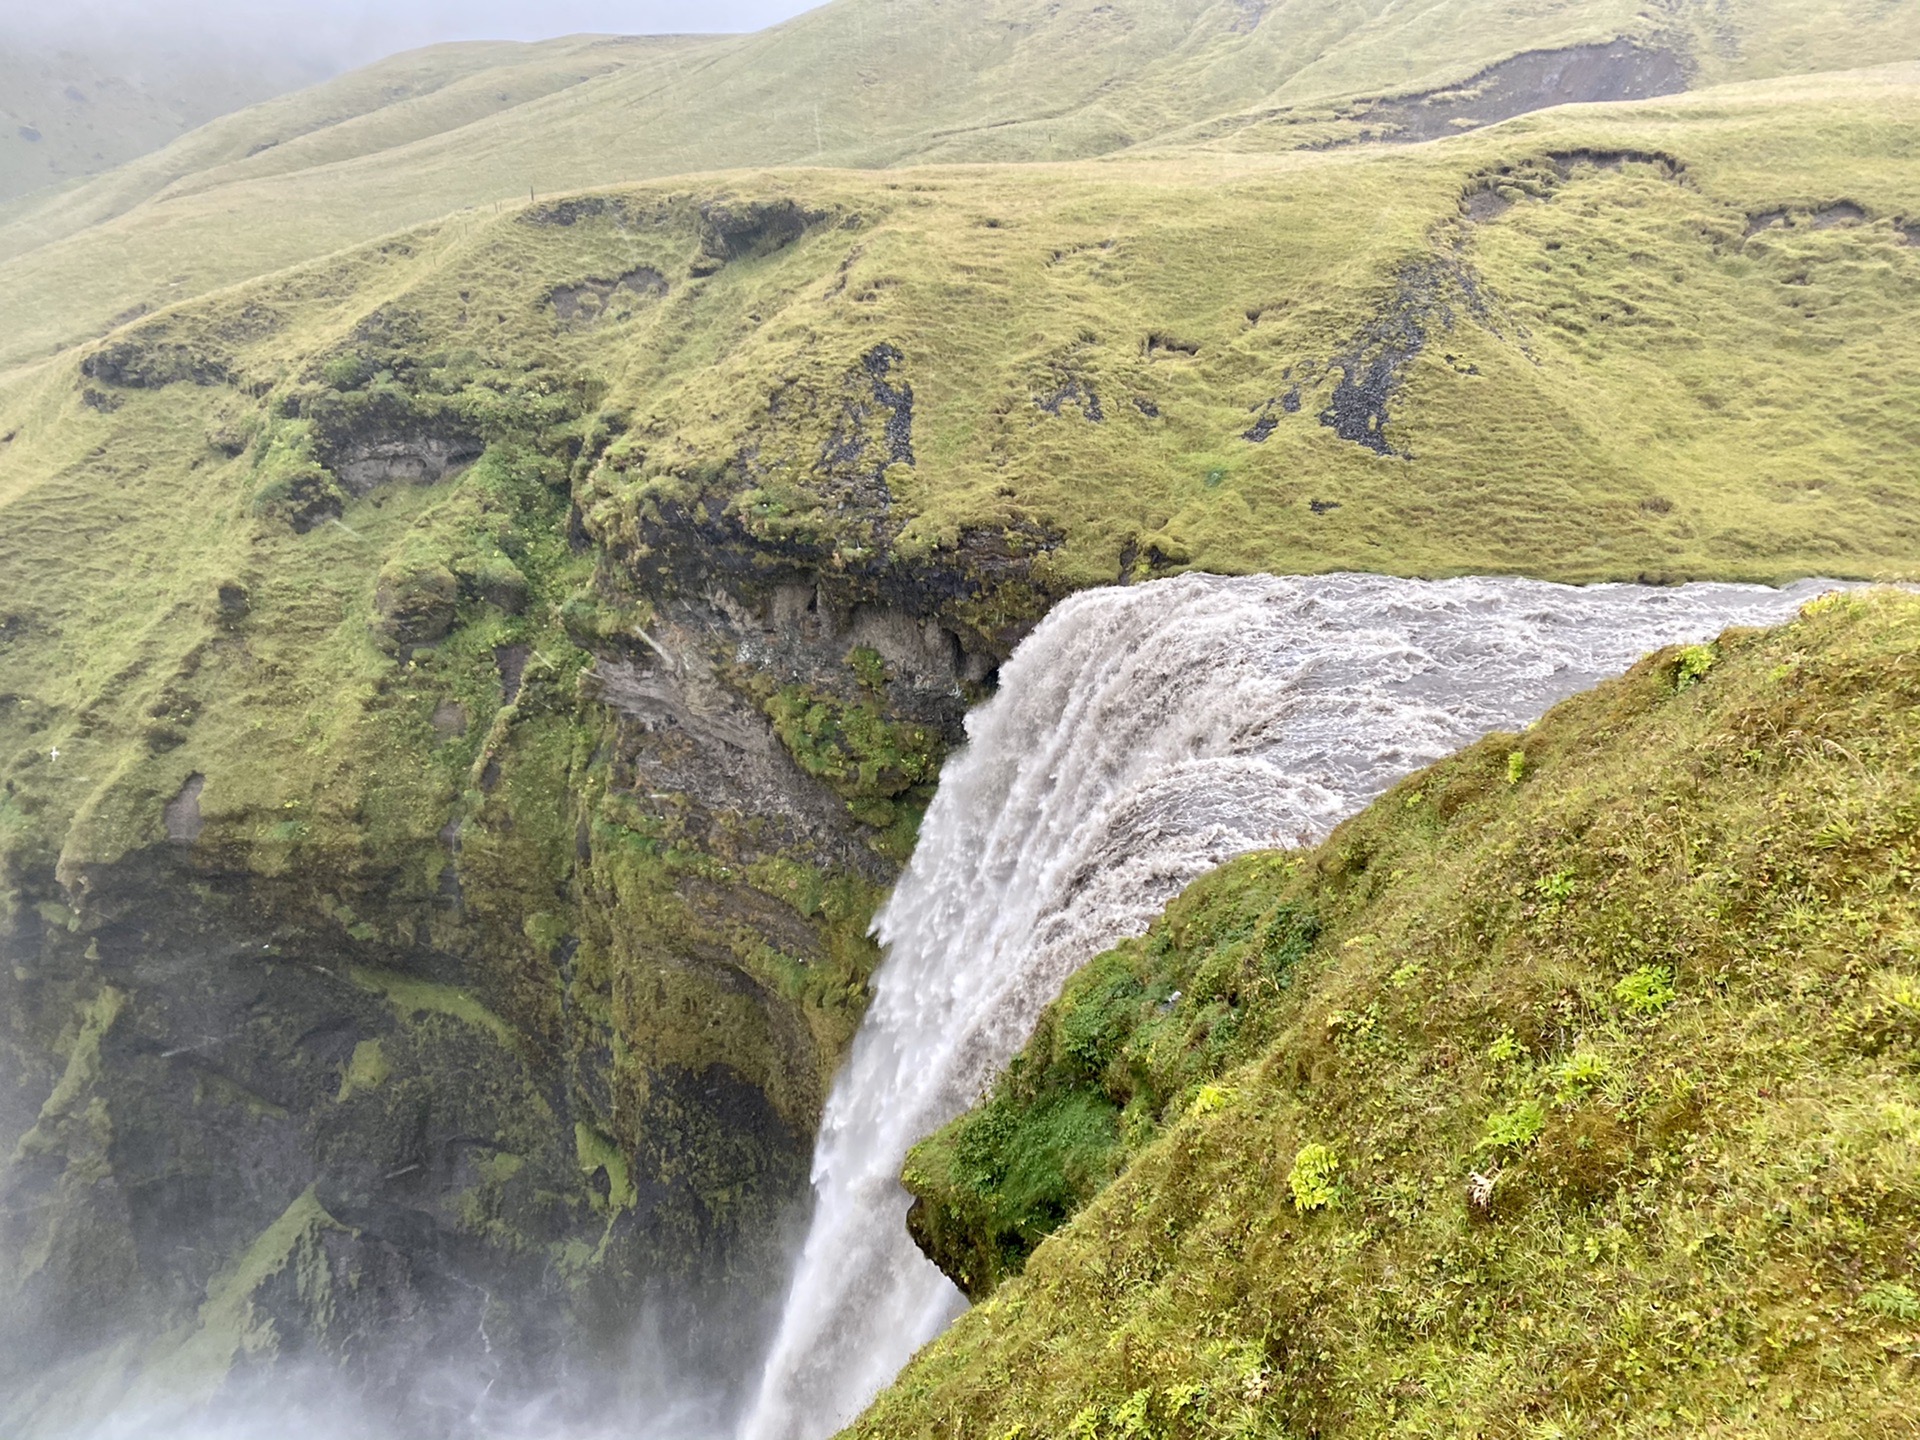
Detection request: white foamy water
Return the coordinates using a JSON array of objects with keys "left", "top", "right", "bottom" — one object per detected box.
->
[{"left": 738, "top": 570, "right": 1840, "bottom": 1440}]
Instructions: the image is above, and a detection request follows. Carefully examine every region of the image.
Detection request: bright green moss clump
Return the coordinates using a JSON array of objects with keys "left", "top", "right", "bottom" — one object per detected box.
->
[
  {"left": 857, "top": 589, "right": 1920, "bottom": 1440},
  {"left": 765, "top": 684, "right": 945, "bottom": 831},
  {"left": 905, "top": 895, "right": 1319, "bottom": 1297}
]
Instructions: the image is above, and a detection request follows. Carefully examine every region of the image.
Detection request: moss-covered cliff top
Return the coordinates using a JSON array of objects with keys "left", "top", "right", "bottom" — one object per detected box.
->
[{"left": 869, "top": 587, "right": 1920, "bottom": 1437}]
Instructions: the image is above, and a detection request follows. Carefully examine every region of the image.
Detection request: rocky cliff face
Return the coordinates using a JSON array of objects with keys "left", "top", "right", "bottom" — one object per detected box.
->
[{"left": 0, "top": 201, "right": 1061, "bottom": 1430}]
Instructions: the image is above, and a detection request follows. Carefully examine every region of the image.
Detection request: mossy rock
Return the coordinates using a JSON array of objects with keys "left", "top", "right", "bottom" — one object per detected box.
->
[{"left": 373, "top": 557, "right": 458, "bottom": 647}]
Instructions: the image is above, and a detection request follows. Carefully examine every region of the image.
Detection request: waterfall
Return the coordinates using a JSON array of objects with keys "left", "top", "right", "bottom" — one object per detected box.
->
[{"left": 738, "top": 571, "right": 1837, "bottom": 1440}]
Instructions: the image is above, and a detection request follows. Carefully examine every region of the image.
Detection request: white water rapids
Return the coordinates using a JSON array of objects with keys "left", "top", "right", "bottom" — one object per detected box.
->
[{"left": 737, "top": 570, "right": 1839, "bottom": 1440}]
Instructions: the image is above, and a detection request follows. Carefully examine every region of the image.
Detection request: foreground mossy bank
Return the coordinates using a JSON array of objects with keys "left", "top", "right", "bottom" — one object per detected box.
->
[{"left": 869, "top": 589, "right": 1920, "bottom": 1438}]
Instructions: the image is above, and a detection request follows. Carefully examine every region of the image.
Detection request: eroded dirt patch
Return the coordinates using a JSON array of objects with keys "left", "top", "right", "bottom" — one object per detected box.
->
[
  {"left": 1745, "top": 201, "right": 1872, "bottom": 239},
  {"left": 1459, "top": 149, "right": 1683, "bottom": 224},
  {"left": 1346, "top": 41, "right": 1687, "bottom": 143},
  {"left": 550, "top": 267, "right": 669, "bottom": 325},
  {"left": 693, "top": 198, "right": 831, "bottom": 275}
]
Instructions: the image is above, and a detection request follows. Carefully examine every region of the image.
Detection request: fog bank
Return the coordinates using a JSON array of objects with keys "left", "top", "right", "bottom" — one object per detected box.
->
[{"left": 0, "top": 1, "right": 821, "bottom": 70}]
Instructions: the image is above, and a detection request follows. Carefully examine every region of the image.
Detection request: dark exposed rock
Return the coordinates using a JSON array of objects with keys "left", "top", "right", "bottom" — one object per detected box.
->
[
  {"left": 0, "top": 847, "right": 642, "bottom": 1425},
  {"left": 864, "top": 344, "right": 916, "bottom": 468},
  {"left": 1313, "top": 257, "right": 1490, "bottom": 457},
  {"left": 81, "top": 304, "right": 283, "bottom": 391},
  {"left": 1037, "top": 376, "right": 1104, "bottom": 423},
  {"left": 163, "top": 776, "right": 205, "bottom": 844},
  {"left": 815, "top": 343, "right": 917, "bottom": 503},
  {"left": 550, "top": 267, "right": 670, "bottom": 325},
  {"left": 695, "top": 198, "right": 827, "bottom": 271},
  {"left": 336, "top": 433, "right": 482, "bottom": 495},
  {"left": 1144, "top": 333, "right": 1200, "bottom": 358},
  {"left": 1343, "top": 40, "right": 1688, "bottom": 143},
  {"left": 614, "top": 475, "right": 1066, "bottom": 667},
  {"left": 520, "top": 195, "right": 621, "bottom": 227},
  {"left": 1267, "top": 146, "right": 1689, "bottom": 461},
  {"left": 81, "top": 339, "right": 231, "bottom": 391}
]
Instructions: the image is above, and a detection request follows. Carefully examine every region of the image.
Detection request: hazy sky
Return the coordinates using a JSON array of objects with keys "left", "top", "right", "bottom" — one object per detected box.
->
[{"left": 1, "top": 1, "right": 825, "bottom": 67}]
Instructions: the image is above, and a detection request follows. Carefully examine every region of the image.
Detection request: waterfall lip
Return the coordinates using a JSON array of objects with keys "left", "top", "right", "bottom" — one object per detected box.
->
[{"left": 738, "top": 569, "right": 1848, "bottom": 1440}]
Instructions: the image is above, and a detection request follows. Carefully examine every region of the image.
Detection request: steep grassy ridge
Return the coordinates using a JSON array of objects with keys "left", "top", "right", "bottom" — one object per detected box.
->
[
  {"left": 865, "top": 588, "right": 1920, "bottom": 1438},
  {"left": 7, "top": 0, "right": 1920, "bottom": 371}
]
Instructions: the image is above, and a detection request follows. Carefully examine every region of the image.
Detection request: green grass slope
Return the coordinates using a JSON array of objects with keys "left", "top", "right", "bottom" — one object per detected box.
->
[
  {"left": 865, "top": 587, "right": 1920, "bottom": 1439},
  {"left": 7, "top": 0, "right": 1920, "bottom": 373},
  {"left": 0, "top": 35, "right": 712, "bottom": 266},
  {"left": 0, "top": 39, "right": 323, "bottom": 206}
]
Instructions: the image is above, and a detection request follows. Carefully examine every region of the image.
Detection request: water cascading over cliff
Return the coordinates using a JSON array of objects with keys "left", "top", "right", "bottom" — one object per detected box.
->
[{"left": 738, "top": 570, "right": 1838, "bottom": 1440}]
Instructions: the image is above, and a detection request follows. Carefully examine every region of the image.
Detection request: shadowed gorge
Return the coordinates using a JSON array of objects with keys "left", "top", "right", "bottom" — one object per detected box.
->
[{"left": 0, "top": 0, "right": 1917, "bottom": 1435}]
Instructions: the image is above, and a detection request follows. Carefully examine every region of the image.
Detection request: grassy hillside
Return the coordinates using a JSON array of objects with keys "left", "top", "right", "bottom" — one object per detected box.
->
[
  {"left": 2, "top": 0, "right": 1918, "bottom": 1420},
  {"left": 0, "top": 39, "right": 323, "bottom": 205},
  {"left": 0, "top": 35, "right": 713, "bottom": 265},
  {"left": 3, "top": 66, "right": 1918, "bottom": 889},
  {"left": 7, "top": 0, "right": 1920, "bottom": 372},
  {"left": 865, "top": 586, "right": 1920, "bottom": 1438}
]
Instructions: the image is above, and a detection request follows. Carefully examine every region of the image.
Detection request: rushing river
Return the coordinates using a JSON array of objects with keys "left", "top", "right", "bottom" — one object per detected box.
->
[{"left": 738, "top": 571, "right": 1840, "bottom": 1440}]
